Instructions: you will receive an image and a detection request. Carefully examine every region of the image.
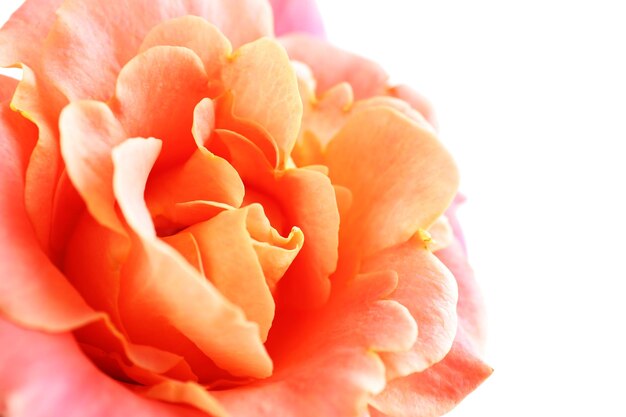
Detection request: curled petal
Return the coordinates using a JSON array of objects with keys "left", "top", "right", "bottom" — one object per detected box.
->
[
  {"left": 362, "top": 239, "right": 458, "bottom": 379},
  {"left": 326, "top": 107, "right": 459, "bottom": 259}
]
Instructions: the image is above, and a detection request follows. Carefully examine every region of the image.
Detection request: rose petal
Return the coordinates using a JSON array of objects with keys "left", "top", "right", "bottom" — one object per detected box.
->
[
  {"left": 0, "top": 75, "right": 18, "bottom": 101},
  {"left": 269, "top": 0, "right": 326, "bottom": 37},
  {"left": 370, "top": 329, "right": 493, "bottom": 417},
  {"left": 362, "top": 239, "right": 458, "bottom": 379},
  {"left": 0, "top": 102, "right": 97, "bottom": 331},
  {"left": 0, "top": 318, "right": 210, "bottom": 417},
  {"left": 42, "top": 0, "right": 272, "bottom": 101},
  {"left": 280, "top": 34, "right": 388, "bottom": 99},
  {"left": 216, "top": 271, "right": 417, "bottom": 417},
  {"left": 326, "top": 107, "right": 459, "bottom": 259},
  {"left": 59, "top": 100, "right": 127, "bottom": 233},
  {"left": 0, "top": 0, "right": 63, "bottom": 68},
  {"left": 222, "top": 38, "right": 302, "bottom": 165},
  {"left": 110, "top": 46, "right": 209, "bottom": 170},
  {"left": 139, "top": 16, "right": 232, "bottom": 89},
  {"left": 112, "top": 138, "right": 272, "bottom": 379},
  {"left": 185, "top": 206, "right": 282, "bottom": 341}
]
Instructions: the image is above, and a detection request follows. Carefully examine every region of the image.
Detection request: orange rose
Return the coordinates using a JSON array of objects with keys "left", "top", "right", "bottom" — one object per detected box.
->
[{"left": 0, "top": 1, "right": 491, "bottom": 416}]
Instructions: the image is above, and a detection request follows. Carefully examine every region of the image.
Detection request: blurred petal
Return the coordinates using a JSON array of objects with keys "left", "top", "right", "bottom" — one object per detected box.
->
[
  {"left": 281, "top": 34, "right": 388, "bottom": 99},
  {"left": 42, "top": 0, "right": 272, "bottom": 101},
  {"left": 0, "top": 318, "right": 208, "bottom": 417},
  {"left": 0, "top": 0, "right": 63, "bottom": 68},
  {"left": 326, "top": 107, "right": 459, "bottom": 258},
  {"left": 269, "top": 0, "right": 325, "bottom": 36},
  {"left": 362, "top": 240, "right": 458, "bottom": 379}
]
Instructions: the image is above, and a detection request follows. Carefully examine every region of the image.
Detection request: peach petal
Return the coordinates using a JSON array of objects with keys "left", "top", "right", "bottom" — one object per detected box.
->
[
  {"left": 186, "top": 206, "right": 283, "bottom": 341},
  {"left": 388, "top": 84, "right": 438, "bottom": 127},
  {"left": 325, "top": 107, "right": 459, "bottom": 258},
  {"left": 145, "top": 146, "right": 245, "bottom": 224},
  {"left": 144, "top": 381, "right": 227, "bottom": 417},
  {"left": 223, "top": 38, "right": 302, "bottom": 164},
  {"left": 192, "top": 98, "right": 215, "bottom": 147},
  {"left": 161, "top": 232, "right": 205, "bottom": 275},
  {"left": 110, "top": 46, "right": 209, "bottom": 170},
  {"left": 42, "top": 0, "right": 272, "bottom": 101},
  {"left": 12, "top": 65, "right": 67, "bottom": 251},
  {"left": 280, "top": 34, "right": 389, "bottom": 99},
  {"left": 60, "top": 100, "right": 127, "bottom": 233},
  {"left": 0, "top": 0, "right": 63, "bottom": 68},
  {"left": 0, "top": 318, "right": 208, "bottom": 417},
  {"left": 426, "top": 215, "right": 454, "bottom": 252},
  {"left": 0, "top": 75, "right": 18, "bottom": 101},
  {"left": 273, "top": 168, "right": 340, "bottom": 308},
  {"left": 112, "top": 138, "right": 271, "bottom": 378},
  {"left": 140, "top": 16, "right": 232, "bottom": 87},
  {"left": 0, "top": 104, "right": 97, "bottom": 331},
  {"left": 370, "top": 330, "right": 493, "bottom": 417},
  {"left": 217, "top": 271, "right": 416, "bottom": 417},
  {"left": 362, "top": 240, "right": 458, "bottom": 379}
]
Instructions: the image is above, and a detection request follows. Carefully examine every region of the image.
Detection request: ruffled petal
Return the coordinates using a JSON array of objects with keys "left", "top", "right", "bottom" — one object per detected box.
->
[
  {"left": 42, "top": 0, "right": 272, "bottom": 101},
  {"left": 0, "top": 0, "right": 63, "bottom": 68},
  {"left": 280, "top": 34, "right": 388, "bottom": 99},
  {"left": 112, "top": 138, "right": 272, "bottom": 379},
  {"left": 362, "top": 239, "right": 458, "bottom": 379},
  {"left": 369, "top": 329, "right": 493, "bottom": 417},
  {"left": 216, "top": 271, "right": 417, "bottom": 417},
  {"left": 0, "top": 318, "right": 209, "bottom": 417},
  {"left": 325, "top": 107, "right": 459, "bottom": 259},
  {"left": 0, "top": 101, "right": 96, "bottom": 331},
  {"left": 110, "top": 46, "right": 209, "bottom": 170},
  {"left": 222, "top": 38, "right": 302, "bottom": 164},
  {"left": 270, "top": 0, "right": 326, "bottom": 37}
]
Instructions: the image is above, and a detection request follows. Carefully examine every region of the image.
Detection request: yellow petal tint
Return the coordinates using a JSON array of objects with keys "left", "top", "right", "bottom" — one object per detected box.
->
[
  {"left": 216, "top": 271, "right": 417, "bottom": 417},
  {"left": 41, "top": 0, "right": 272, "bottom": 101},
  {"left": 110, "top": 46, "right": 209, "bottom": 171},
  {"left": 362, "top": 239, "right": 458, "bottom": 379},
  {"left": 280, "top": 34, "right": 389, "bottom": 99},
  {"left": 222, "top": 38, "right": 303, "bottom": 165},
  {"left": 326, "top": 107, "right": 459, "bottom": 259},
  {"left": 59, "top": 100, "right": 127, "bottom": 233},
  {"left": 111, "top": 138, "right": 272, "bottom": 378}
]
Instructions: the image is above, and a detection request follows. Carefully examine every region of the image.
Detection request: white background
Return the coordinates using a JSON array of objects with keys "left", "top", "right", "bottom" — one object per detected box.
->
[{"left": 2, "top": 1, "right": 626, "bottom": 416}]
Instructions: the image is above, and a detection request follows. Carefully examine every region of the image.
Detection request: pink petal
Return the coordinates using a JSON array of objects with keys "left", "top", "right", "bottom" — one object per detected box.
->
[
  {"left": 269, "top": 0, "right": 326, "bottom": 37},
  {"left": 0, "top": 318, "right": 209, "bottom": 417}
]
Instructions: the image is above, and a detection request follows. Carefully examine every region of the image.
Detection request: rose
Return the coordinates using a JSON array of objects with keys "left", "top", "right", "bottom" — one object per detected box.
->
[{"left": 0, "top": 1, "right": 491, "bottom": 417}]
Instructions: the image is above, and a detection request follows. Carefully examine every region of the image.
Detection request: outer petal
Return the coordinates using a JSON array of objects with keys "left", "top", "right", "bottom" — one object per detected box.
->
[
  {"left": 370, "top": 329, "right": 493, "bottom": 417},
  {"left": 216, "top": 271, "right": 417, "bottom": 417},
  {"left": 42, "top": 0, "right": 272, "bottom": 100},
  {"left": 269, "top": 0, "right": 325, "bottom": 36},
  {"left": 280, "top": 34, "right": 388, "bottom": 99},
  {"left": 0, "top": 0, "right": 63, "bottom": 68},
  {"left": 361, "top": 239, "right": 458, "bottom": 379},
  {"left": 0, "top": 318, "right": 208, "bottom": 417},
  {"left": 326, "top": 107, "right": 459, "bottom": 259},
  {"left": 0, "top": 100, "right": 97, "bottom": 331},
  {"left": 112, "top": 138, "right": 273, "bottom": 379}
]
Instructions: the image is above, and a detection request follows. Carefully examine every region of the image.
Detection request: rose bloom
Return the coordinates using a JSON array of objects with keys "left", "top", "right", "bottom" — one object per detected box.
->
[{"left": 0, "top": 0, "right": 491, "bottom": 416}]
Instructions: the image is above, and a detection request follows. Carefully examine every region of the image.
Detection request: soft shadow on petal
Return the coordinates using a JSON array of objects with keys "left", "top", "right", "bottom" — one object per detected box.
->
[
  {"left": 362, "top": 239, "right": 458, "bottom": 379},
  {"left": 217, "top": 271, "right": 417, "bottom": 417},
  {"left": 326, "top": 107, "right": 459, "bottom": 259},
  {"left": 0, "top": 318, "right": 210, "bottom": 417}
]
